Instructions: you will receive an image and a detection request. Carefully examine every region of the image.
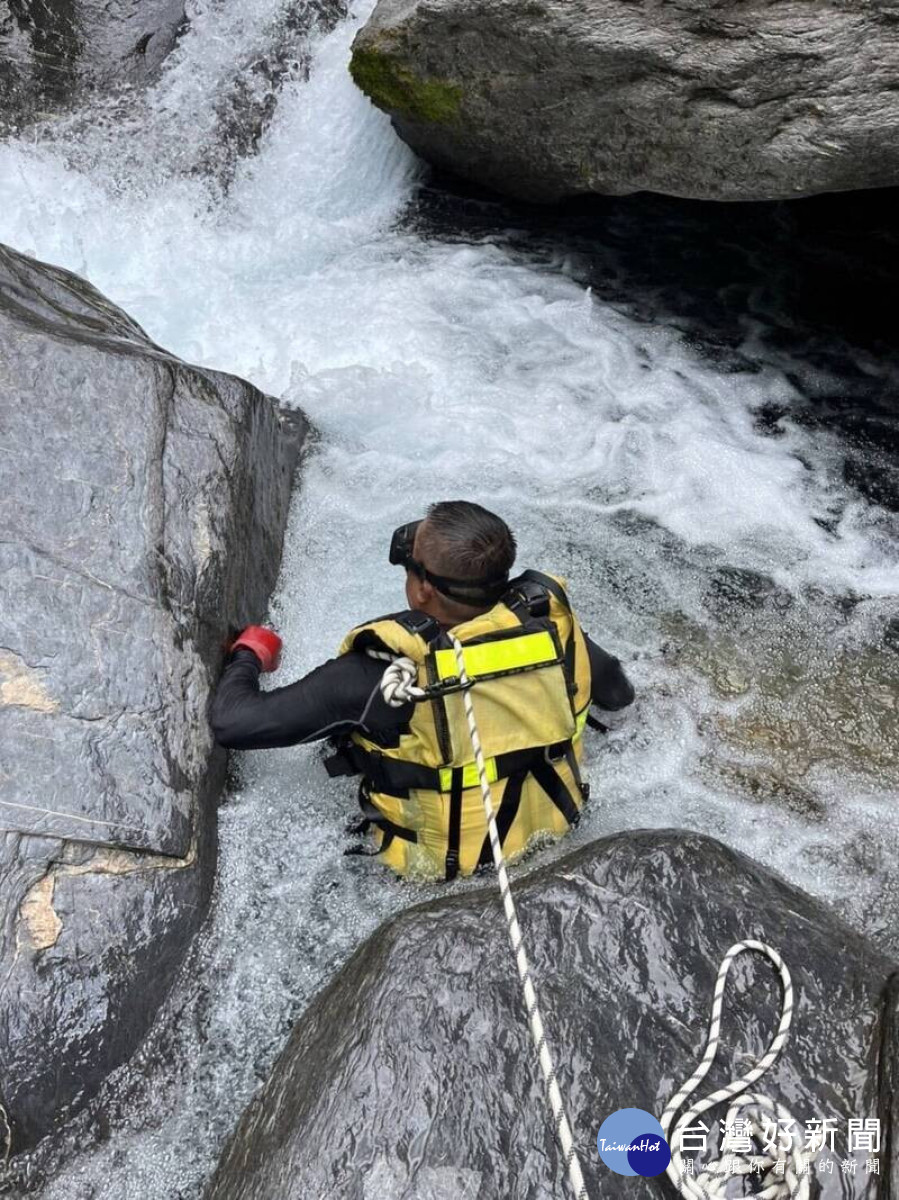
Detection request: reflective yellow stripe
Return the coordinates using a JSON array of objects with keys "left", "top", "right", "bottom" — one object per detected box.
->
[
  {"left": 429, "top": 697, "right": 588, "bottom": 793},
  {"left": 433, "top": 631, "right": 558, "bottom": 681},
  {"left": 438, "top": 757, "right": 499, "bottom": 792}
]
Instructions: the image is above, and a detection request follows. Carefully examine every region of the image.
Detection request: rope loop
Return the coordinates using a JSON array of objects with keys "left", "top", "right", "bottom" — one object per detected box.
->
[{"left": 661, "top": 940, "right": 813, "bottom": 1199}]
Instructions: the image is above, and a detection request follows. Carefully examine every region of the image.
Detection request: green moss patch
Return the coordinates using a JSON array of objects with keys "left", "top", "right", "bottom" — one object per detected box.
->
[{"left": 350, "top": 44, "right": 463, "bottom": 125}]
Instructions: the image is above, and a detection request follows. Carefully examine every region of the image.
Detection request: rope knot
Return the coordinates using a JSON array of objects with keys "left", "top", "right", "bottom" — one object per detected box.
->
[{"left": 375, "top": 655, "right": 427, "bottom": 707}]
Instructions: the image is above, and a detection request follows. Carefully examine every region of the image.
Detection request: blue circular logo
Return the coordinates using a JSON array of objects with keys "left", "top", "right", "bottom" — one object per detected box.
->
[{"left": 596, "top": 1108, "right": 671, "bottom": 1177}]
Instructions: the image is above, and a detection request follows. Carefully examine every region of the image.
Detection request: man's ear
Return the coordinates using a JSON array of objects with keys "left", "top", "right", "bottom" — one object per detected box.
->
[
  {"left": 405, "top": 571, "right": 426, "bottom": 608},
  {"left": 413, "top": 576, "right": 436, "bottom": 608}
]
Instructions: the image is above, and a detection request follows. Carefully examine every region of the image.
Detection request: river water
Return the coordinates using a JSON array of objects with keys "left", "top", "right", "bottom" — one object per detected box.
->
[{"left": 1, "top": 0, "right": 897, "bottom": 1195}]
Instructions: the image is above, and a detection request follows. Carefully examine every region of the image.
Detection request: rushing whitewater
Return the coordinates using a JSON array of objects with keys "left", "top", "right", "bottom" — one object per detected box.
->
[{"left": 1, "top": 0, "right": 897, "bottom": 1195}]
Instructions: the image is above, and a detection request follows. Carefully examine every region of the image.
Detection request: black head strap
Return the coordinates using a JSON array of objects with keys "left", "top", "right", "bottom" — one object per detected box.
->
[{"left": 421, "top": 568, "right": 510, "bottom": 606}]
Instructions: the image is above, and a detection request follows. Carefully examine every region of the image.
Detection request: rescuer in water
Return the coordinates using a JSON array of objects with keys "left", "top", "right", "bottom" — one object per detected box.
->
[{"left": 211, "top": 500, "right": 634, "bottom": 881}]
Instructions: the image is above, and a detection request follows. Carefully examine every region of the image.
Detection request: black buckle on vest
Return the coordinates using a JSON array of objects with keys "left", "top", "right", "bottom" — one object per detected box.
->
[
  {"left": 361, "top": 747, "right": 387, "bottom": 793},
  {"left": 396, "top": 611, "right": 441, "bottom": 641},
  {"left": 324, "top": 747, "right": 359, "bottom": 778},
  {"left": 505, "top": 577, "right": 551, "bottom": 620},
  {"left": 544, "top": 739, "right": 569, "bottom": 764},
  {"left": 432, "top": 674, "right": 475, "bottom": 694}
]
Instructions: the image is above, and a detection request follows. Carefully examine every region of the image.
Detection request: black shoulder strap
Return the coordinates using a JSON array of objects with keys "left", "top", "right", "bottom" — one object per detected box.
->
[
  {"left": 505, "top": 571, "right": 578, "bottom": 702},
  {"left": 445, "top": 768, "right": 464, "bottom": 881},
  {"left": 518, "top": 570, "right": 572, "bottom": 611},
  {"left": 503, "top": 575, "right": 549, "bottom": 621},
  {"left": 502, "top": 570, "right": 573, "bottom": 622},
  {"left": 351, "top": 610, "right": 442, "bottom": 655},
  {"left": 393, "top": 610, "right": 443, "bottom": 643}
]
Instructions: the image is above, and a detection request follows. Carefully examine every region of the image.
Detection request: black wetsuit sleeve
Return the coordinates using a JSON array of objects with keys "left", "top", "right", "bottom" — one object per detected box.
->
[
  {"left": 209, "top": 649, "right": 412, "bottom": 750},
  {"left": 583, "top": 634, "right": 635, "bottom": 711}
]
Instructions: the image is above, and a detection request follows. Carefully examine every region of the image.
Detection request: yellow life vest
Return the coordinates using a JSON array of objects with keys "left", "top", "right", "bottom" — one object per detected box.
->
[{"left": 328, "top": 571, "right": 593, "bottom": 881}]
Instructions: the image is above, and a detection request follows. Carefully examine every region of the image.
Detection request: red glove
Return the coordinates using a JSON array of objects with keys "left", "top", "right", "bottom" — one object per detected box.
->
[{"left": 230, "top": 625, "right": 282, "bottom": 672}]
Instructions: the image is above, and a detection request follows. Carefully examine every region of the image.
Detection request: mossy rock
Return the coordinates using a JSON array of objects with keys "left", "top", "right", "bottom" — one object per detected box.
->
[{"left": 350, "top": 43, "right": 462, "bottom": 126}]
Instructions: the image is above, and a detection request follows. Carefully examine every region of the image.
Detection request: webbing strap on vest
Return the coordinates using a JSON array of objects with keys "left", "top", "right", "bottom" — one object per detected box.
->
[
  {"left": 324, "top": 736, "right": 583, "bottom": 797},
  {"left": 333, "top": 742, "right": 584, "bottom": 866},
  {"left": 519, "top": 569, "right": 572, "bottom": 611},
  {"left": 564, "top": 742, "right": 589, "bottom": 805},
  {"left": 342, "top": 783, "right": 419, "bottom": 858},
  {"left": 530, "top": 758, "right": 581, "bottom": 828},
  {"left": 446, "top": 768, "right": 463, "bottom": 881},
  {"left": 505, "top": 571, "right": 579, "bottom": 715},
  {"left": 476, "top": 768, "right": 527, "bottom": 868}
]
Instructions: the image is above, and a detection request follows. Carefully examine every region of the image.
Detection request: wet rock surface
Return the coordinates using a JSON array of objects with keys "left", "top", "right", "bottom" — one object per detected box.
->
[
  {"left": 0, "top": 243, "right": 305, "bottom": 1152},
  {"left": 206, "top": 830, "right": 898, "bottom": 1199},
  {"left": 351, "top": 0, "right": 899, "bottom": 204},
  {"left": 0, "top": 0, "right": 187, "bottom": 130},
  {"left": 663, "top": 608, "right": 899, "bottom": 780}
]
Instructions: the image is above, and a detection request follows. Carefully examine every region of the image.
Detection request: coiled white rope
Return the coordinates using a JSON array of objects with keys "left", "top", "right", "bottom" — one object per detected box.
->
[
  {"left": 660, "top": 941, "right": 812, "bottom": 1198},
  {"left": 374, "top": 644, "right": 589, "bottom": 1200},
  {"left": 368, "top": 652, "right": 428, "bottom": 707},
  {"left": 372, "top": 653, "right": 806, "bottom": 1200}
]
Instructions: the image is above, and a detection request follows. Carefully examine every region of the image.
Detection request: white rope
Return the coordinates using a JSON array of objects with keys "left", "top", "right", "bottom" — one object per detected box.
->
[
  {"left": 448, "top": 635, "right": 589, "bottom": 1200},
  {"left": 661, "top": 941, "right": 813, "bottom": 1199}
]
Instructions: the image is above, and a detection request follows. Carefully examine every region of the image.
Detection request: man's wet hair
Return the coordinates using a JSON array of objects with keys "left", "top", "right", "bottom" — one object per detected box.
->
[{"left": 418, "top": 500, "right": 516, "bottom": 587}]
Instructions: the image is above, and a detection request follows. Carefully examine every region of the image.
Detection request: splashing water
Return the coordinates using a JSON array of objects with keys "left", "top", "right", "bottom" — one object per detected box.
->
[{"left": 1, "top": 0, "right": 897, "bottom": 1194}]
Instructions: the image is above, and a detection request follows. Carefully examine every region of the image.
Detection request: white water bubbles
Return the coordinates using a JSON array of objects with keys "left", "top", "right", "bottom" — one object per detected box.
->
[
  {"left": 8, "top": 0, "right": 347, "bottom": 196},
  {"left": 0, "top": 6, "right": 421, "bottom": 378}
]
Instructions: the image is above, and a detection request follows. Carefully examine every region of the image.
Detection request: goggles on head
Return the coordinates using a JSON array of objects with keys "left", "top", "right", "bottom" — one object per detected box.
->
[{"left": 389, "top": 519, "right": 509, "bottom": 606}]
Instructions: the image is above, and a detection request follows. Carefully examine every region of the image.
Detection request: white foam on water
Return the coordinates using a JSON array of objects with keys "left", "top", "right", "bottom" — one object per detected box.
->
[
  {"left": 2, "top": 1, "right": 897, "bottom": 1195},
  {"left": 1, "top": 1, "right": 893, "bottom": 591}
]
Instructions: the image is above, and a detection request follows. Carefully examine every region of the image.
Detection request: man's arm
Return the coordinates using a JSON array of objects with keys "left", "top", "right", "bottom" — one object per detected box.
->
[
  {"left": 209, "top": 649, "right": 411, "bottom": 750},
  {"left": 583, "top": 633, "right": 635, "bottom": 714}
]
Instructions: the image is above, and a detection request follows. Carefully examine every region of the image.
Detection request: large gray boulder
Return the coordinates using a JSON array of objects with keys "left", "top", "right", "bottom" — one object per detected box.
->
[
  {"left": 207, "top": 830, "right": 898, "bottom": 1199},
  {"left": 350, "top": 0, "right": 899, "bottom": 203},
  {"left": 0, "top": 243, "right": 305, "bottom": 1152},
  {"left": 0, "top": 0, "right": 186, "bottom": 129}
]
